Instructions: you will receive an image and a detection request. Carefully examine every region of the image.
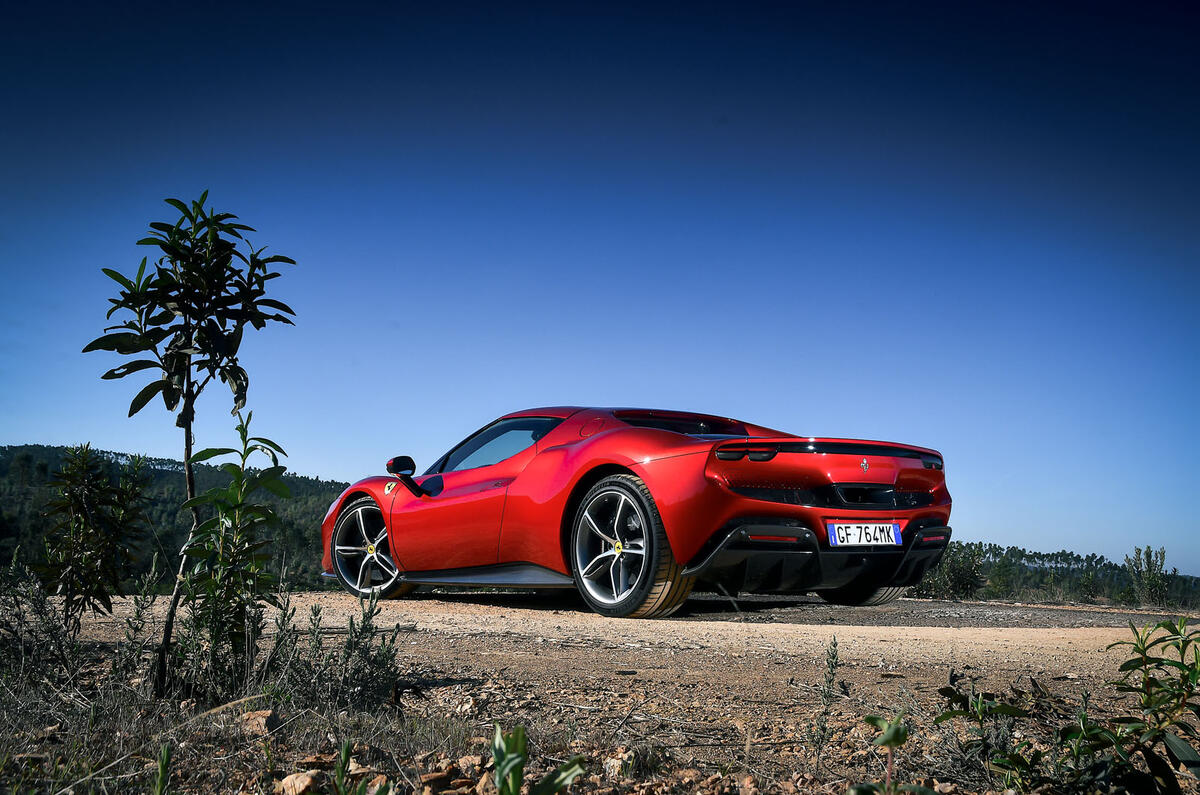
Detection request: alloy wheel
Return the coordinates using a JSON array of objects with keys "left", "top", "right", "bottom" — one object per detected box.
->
[
  {"left": 573, "top": 488, "right": 648, "bottom": 605},
  {"left": 333, "top": 502, "right": 402, "bottom": 596}
]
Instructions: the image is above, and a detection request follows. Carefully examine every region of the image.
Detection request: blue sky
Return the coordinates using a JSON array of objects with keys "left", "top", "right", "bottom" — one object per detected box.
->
[{"left": 1, "top": 2, "right": 1197, "bottom": 572}]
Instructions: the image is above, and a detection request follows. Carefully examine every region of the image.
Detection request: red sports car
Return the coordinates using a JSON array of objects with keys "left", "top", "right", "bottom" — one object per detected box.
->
[{"left": 321, "top": 407, "right": 952, "bottom": 617}]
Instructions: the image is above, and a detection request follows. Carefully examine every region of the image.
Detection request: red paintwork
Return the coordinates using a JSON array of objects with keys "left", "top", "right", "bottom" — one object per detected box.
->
[{"left": 320, "top": 407, "right": 952, "bottom": 577}]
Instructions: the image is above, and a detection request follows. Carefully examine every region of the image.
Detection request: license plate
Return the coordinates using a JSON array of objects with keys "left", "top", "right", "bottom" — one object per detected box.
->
[{"left": 826, "top": 522, "right": 902, "bottom": 547}]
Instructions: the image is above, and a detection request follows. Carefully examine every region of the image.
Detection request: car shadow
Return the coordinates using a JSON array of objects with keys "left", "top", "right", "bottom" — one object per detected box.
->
[{"left": 409, "top": 587, "right": 819, "bottom": 618}]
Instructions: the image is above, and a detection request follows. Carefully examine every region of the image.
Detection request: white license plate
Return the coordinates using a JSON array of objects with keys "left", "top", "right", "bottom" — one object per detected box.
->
[{"left": 826, "top": 522, "right": 902, "bottom": 547}]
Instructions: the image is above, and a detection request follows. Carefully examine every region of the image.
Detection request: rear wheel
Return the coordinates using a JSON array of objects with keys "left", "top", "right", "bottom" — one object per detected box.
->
[
  {"left": 818, "top": 584, "right": 905, "bottom": 606},
  {"left": 330, "top": 496, "right": 416, "bottom": 599},
  {"left": 570, "top": 474, "right": 693, "bottom": 618}
]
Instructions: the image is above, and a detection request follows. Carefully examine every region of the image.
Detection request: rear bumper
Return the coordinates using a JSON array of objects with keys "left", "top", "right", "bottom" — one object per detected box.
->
[{"left": 682, "top": 519, "right": 952, "bottom": 594}]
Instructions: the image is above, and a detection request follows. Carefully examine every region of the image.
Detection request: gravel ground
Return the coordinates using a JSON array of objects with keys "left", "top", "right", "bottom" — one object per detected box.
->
[{"left": 77, "top": 592, "right": 1197, "bottom": 793}]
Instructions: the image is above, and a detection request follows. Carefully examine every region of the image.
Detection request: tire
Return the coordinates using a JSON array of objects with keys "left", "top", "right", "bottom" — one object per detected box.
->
[
  {"left": 330, "top": 496, "right": 417, "bottom": 599},
  {"left": 569, "top": 474, "right": 694, "bottom": 618},
  {"left": 818, "top": 584, "right": 906, "bottom": 607}
]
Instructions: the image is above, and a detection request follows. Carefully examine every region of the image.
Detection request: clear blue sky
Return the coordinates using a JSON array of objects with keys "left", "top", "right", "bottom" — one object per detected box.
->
[{"left": 1, "top": 2, "right": 1197, "bottom": 572}]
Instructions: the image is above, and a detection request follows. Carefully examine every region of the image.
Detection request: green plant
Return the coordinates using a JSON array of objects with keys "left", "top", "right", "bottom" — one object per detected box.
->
[
  {"left": 1107, "top": 617, "right": 1200, "bottom": 792},
  {"left": 83, "top": 192, "right": 296, "bottom": 694},
  {"left": 849, "top": 712, "right": 933, "bottom": 795},
  {"left": 935, "top": 679, "right": 1029, "bottom": 787},
  {"left": 807, "top": 635, "right": 839, "bottom": 776},
  {"left": 175, "top": 412, "right": 288, "bottom": 700},
  {"left": 153, "top": 743, "right": 172, "bottom": 795},
  {"left": 492, "top": 724, "right": 585, "bottom": 795},
  {"left": 329, "top": 739, "right": 391, "bottom": 795},
  {"left": 0, "top": 550, "right": 74, "bottom": 678},
  {"left": 1124, "top": 546, "right": 1175, "bottom": 607},
  {"left": 41, "top": 445, "right": 148, "bottom": 638},
  {"left": 113, "top": 552, "right": 162, "bottom": 680}
]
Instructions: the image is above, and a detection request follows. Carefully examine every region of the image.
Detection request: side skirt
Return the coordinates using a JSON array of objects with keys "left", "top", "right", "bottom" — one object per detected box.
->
[{"left": 399, "top": 562, "right": 576, "bottom": 589}]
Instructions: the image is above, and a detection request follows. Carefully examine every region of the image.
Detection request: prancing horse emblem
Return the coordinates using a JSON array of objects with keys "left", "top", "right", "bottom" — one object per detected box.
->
[
  {"left": 860, "top": 458, "right": 869, "bottom": 472},
  {"left": 385, "top": 482, "right": 397, "bottom": 495}
]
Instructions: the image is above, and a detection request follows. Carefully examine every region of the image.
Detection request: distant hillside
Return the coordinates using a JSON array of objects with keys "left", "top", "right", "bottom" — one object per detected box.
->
[{"left": 0, "top": 444, "right": 348, "bottom": 584}]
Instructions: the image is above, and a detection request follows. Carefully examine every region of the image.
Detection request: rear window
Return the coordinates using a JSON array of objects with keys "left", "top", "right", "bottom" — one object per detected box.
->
[{"left": 614, "top": 412, "right": 748, "bottom": 437}]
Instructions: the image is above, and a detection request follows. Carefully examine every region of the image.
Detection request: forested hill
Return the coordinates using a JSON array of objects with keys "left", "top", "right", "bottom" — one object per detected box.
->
[{"left": 0, "top": 444, "right": 348, "bottom": 583}]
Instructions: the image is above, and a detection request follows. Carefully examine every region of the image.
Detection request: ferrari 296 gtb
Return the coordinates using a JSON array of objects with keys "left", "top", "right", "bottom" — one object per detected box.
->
[{"left": 320, "top": 407, "right": 952, "bottom": 618}]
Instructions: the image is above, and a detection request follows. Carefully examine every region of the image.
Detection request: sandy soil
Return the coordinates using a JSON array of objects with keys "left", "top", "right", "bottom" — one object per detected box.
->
[{"left": 78, "top": 591, "right": 1197, "bottom": 791}]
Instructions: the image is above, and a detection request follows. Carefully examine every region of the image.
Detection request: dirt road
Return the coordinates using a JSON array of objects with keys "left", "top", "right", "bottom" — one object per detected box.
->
[{"left": 88, "top": 592, "right": 1195, "bottom": 791}]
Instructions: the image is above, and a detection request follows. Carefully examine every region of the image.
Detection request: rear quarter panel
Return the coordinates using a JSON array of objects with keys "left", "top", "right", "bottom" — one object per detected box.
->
[{"left": 497, "top": 421, "right": 713, "bottom": 572}]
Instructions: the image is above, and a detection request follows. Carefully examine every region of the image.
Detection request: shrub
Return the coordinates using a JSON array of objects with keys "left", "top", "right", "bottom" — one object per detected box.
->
[
  {"left": 909, "top": 542, "right": 984, "bottom": 600},
  {"left": 174, "top": 413, "right": 288, "bottom": 701},
  {"left": 1124, "top": 546, "right": 1175, "bottom": 607},
  {"left": 41, "top": 444, "right": 149, "bottom": 637}
]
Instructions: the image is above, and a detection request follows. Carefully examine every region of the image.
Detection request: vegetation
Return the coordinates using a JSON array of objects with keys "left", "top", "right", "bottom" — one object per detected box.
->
[
  {"left": 912, "top": 540, "right": 1198, "bottom": 608},
  {"left": 175, "top": 413, "right": 289, "bottom": 701},
  {"left": 41, "top": 444, "right": 150, "bottom": 638},
  {"left": 1, "top": 443, "right": 344, "bottom": 585},
  {"left": 83, "top": 192, "right": 296, "bottom": 693}
]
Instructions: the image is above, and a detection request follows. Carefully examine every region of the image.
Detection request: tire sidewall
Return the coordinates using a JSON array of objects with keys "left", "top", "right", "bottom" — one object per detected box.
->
[{"left": 570, "top": 476, "right": 662, "bottom": 617}]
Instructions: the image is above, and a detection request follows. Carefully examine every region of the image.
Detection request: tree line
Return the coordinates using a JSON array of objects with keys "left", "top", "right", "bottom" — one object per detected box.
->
[{"left": 0, "top": 443, "right": 345, "bottom": 585}]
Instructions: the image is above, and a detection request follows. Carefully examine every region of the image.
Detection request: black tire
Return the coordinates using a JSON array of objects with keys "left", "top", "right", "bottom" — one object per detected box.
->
[
  {"left": 817, "top": 584, "right": 905, "bottom": 607},
  {"left": 569, "top": 474, "right": 694, "bottom": 618},
  {"left": 330, "top": 496, "right": 417, "bottom": 599}
]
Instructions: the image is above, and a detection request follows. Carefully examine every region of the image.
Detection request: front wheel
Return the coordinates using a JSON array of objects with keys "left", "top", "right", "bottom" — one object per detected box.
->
[
  {"left": 817, "top": 584, "right": 905, "bottom": 606},
  {"left": 570, "top": 474, "right": 694, "bottom": 618},
  {"left": 330, "top": 496, "right": 416, "bottom": 599}
]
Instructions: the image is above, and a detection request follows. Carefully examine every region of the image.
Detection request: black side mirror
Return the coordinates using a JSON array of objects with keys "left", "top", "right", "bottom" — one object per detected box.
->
[
  {"left": 386, "top": 455, "right": 416, "bottom": 476},
  {"left": 386, "top": 455, "right": 431, "bottom": 498}
]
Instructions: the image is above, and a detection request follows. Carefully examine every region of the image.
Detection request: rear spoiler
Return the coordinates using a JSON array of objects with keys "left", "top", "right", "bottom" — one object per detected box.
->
[{"left": 713, "top": 439, "right": 944, "bottom": 470}]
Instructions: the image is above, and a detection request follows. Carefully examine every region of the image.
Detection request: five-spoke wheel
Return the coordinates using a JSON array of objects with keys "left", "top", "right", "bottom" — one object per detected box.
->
[
  {"left": 570, "top": 474, "right": 694, "bottom": 618},
  {"left": 330, "top": 496, "right": 415, "bottom": 598}
]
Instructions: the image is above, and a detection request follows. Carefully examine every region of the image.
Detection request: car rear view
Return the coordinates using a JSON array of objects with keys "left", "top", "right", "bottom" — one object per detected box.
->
[{"left": 677, "top": 435, "right": 952, "bottom": 605}]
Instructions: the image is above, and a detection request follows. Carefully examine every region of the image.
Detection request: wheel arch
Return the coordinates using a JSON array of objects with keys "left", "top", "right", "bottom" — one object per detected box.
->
[{"left": 558, "top": 463, "right": 638, "bottom": 572}]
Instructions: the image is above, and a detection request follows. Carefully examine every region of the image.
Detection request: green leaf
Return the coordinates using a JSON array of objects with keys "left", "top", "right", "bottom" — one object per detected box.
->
[
  {"left": 164, "top": 197, "right": 193, "bottom": 221},
  {"left": 189, "top": 447, "right": 238, "bottom": 463},
  {"left": 83, "top": 332, "right": 144, "bottom": 354},
  {"left": 529, "top": 756, "right": 585, "bottom": 795},
  {"left": 128, "top": 380, "right": 165, "bottom": 417},
  {"left": 101, "top": 360, "right": 160, "bottom": 380},
  {"left": 1163, "top": 732, "right": 1200, "bottom": 775},
  {"left": 260, "top": 478, "right": 291, "bottom": 498},
  {"left": 101, "top": 267, "right": 135, "bottom": 291}
]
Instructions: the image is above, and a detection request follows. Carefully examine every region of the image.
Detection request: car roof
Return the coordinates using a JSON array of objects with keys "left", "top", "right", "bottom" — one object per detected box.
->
[
  {"left": 499, "top": 406, "right": 588, "bottom": 420},
  {"left": 499, "top": 406, "right": 741, "bottom": 422}
]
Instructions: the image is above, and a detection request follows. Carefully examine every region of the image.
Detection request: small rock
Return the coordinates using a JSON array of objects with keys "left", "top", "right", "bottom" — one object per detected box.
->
[
  {"left": 421, "top": 770, "right": 453, "bottom": 786},
  {"left": 278, "top": 770, "right": 324, "bottom": 795},
  {"left": 240, "top": 709, "right": 281, "bottom": 737},
  {"left": 475, "top": 771, "right": 492, "bottom": 795}
]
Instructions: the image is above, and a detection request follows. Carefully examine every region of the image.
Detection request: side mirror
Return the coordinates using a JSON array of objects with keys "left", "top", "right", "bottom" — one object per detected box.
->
[
  {"left": 386, "top": 455, "right": 416, "bottom": 476},
  {"left": 386, "top": 455, "right": 430, "bottom": 498}
]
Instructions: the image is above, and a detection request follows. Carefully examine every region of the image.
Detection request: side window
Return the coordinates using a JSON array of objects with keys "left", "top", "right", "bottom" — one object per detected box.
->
[{"left": 442, "top": 417, "right": 562, "bottom": 473}]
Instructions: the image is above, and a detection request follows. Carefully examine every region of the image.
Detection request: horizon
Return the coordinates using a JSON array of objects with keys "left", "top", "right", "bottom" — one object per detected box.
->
[
  {"left": 1, "top": 2, "right": 1197, "bottom": 572},
  {"left": 3, "top": 436, "right": 1195, "bottom": 578}
]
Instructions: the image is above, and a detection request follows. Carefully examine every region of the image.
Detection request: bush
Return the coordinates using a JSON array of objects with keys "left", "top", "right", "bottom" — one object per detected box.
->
[
  {"left": 1124, "top": 546, "right": 1175, "bottom": 607},
  {"left": 929, "top": 618, "right": 1200, "bottom": 793},
  {"left": 909, "top": 542, "right": 984, "bottom": 600},
  {"left": 174, "top": 413, "right": 288, "bottom": 701},
  {"left": 41, "top": 444, "right": 149, "bottom": 637}
]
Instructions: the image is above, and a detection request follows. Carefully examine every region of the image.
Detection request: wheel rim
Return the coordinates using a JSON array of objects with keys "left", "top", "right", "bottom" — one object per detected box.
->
[
  {"left": 573, "top": 488, "right": 648, "bottom": 605},
  {"left": 333, "top": 503, "right": 401, "bottom": 595}
]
